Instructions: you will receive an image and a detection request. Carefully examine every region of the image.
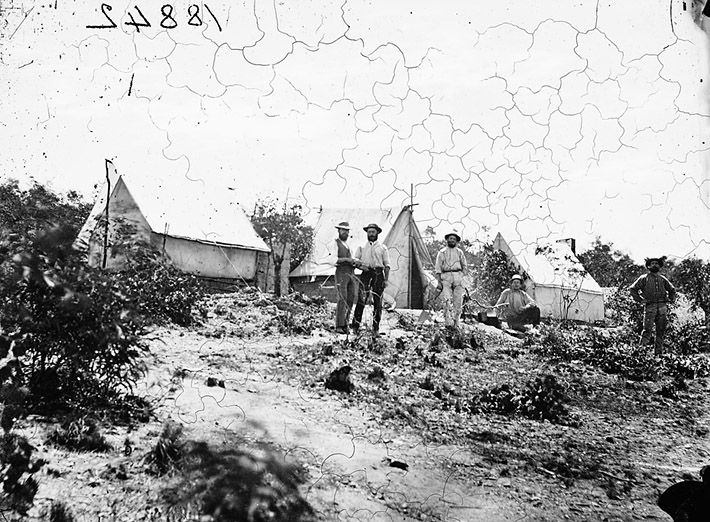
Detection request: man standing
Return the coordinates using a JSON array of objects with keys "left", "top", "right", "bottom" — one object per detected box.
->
[
  {"left": 435, "top": 231, "right": 468, "bottom": 328},
  {"left": 495, "top": 274, "right": 541, "bottom": 332},
  {"left": 326, "top": 221, "right": 359, "bottom": 335},
  {"left": 629, "top": 257, "right": 676, "bottom": 354},
  {"left": 351, "top": 223, "right": 390, "bottom": 335}
]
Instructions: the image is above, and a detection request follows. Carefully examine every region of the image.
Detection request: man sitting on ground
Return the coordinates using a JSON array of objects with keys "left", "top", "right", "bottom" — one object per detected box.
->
[{"left": 495, "top": 274, "right": 541, "bottom": 332}]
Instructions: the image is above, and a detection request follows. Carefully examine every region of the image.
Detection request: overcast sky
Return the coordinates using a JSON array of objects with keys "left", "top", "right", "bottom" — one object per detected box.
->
[{"left": 2, "top": 0, "right": 709, "bottom": 262}]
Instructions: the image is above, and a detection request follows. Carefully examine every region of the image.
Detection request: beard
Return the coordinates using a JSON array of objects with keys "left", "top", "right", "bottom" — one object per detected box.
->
[{"left": 649, "top": 266, "right": 660, "bottom": 273}]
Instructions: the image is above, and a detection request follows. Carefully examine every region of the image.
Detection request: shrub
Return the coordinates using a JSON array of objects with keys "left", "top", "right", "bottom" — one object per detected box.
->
[
  {"left": 162, "top": 440, "right": 314, "bottom": 522},
  {"left": 0, "top": 248, "right": 150, "bottom": 409},
  {"left": 272, "top": 296, "right": 330, "bottom": 335},
  {"left": 145, "top": 421, "right": 185, "bottom": 476},
  {"left": 0, "top": 213, "right": 206, "bottom": 410},
  {"left": 0, "top": 433, "right": 44, "bottom": 516},
  {"left": 47, "top": 415, "right": 112, "bottom": 452},
  {"left": 526, "top": 322, "right": 710, "bottom": 382},
  {"left": 50, "top": 501, "right": 76, "bottom": 522},
  {"left": 468, "top": 375, "right": 570, "bottom": 424},
  {"left": 0, "top": 383, "right": 44, "bottom": 517},
  {"left": 605, "top": 286, "right": 644, "bottom": 331}
]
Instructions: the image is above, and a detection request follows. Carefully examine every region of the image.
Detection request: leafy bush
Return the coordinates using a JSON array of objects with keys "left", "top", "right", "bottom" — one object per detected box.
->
[
  {"left": 468, "top": 375, "right": 570, "bottom": 424},
  {"left": 272, "top": 295, "right": 331, "bottom": 335},
  {"left": 0, "top": 245, "right": 150, "bottom": 408},
  {"left": 0, "top": 383, "right": 44, "bottom": 517},
  {"left": 47, "top": 415, "right": 112, "bottom": 452},
  {"left": 605, "top": 286, "right": 644, "bottom": 331},
  {"left": 0, "top": 433, "right": 44, "bottom": 516},
  {"left": 526, "top": 322, "right": 710, "bottom": 381},
  {"left": 0, "top": 184, "right": 206, "bottom": 411},
  {"left": 145, "top": 421, "right": 185, "bottom": 476},
  {"left": 161, "top": 438, "right": 314, "bottom": 522},
  {"left": 665, "top": 319, "right": 710, "bottom": 355},
  {"left": 50, "top": 501, "right": 76, "bottom": 522},
  {"left": 104, "top": 221, "right": 206, "bottom": 327}
]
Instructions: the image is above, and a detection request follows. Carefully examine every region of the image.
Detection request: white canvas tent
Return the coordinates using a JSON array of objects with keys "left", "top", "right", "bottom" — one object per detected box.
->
[
  {"left": 290, "top": 206, "right": 435, "bottom": 309},
  {"left": 74, "top": 162, "right": 270, "bottom": 284},
  {"left": 493, "top": 233, "right": 605, "bottom": 323}
]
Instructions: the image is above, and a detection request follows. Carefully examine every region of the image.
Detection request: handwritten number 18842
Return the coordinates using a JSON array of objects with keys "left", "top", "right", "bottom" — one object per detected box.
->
[{"left": 86, "top": 3, "right": 222, "bottom": 32}]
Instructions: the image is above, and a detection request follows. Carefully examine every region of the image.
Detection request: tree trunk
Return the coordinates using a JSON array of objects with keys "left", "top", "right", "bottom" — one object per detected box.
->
[{"left": 273, "top": 258, "right": 283, "bottom": 297}]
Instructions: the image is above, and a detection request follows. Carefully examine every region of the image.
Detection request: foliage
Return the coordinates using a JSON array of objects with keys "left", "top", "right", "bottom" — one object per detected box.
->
[
  {"left": 0, "top": 179, "right": 90, "bottom": 254},
  {"left": 161, "top": 436, "right": 314, "bottom": 522},
  {"left": 0, "top": 433, "right": 44, "bottom": 516},
  {"left": 604, "top": 285, "right": 644, "bottom": 330},
  {"left": 145, "top": 421, "right": 185, "bottom": 476},
  {"left": 251, "top": 198, "right": 314, "bottom": 296},
  {"left": 0, "top": 382, "right": 44, "bottom": 517},
  {"left": 107, "top": 223, "right": 206, "bottom": 327},
  {"left": 577, "top": 237, "right": 644, "bottom": 287},
  {"left": 0, "top": 180, "right": 208, "bottom": 412},
  {"left": 0, "top": 240, "right": 150, "bottom": 408},
  {"left": 526, "top": 323, "right": 710, "bottom": 381},
  {"left": 670, "top": 257, "right": 710, "bottom": 323},
  {"left": 47, "top": 415, "right": 112, "bottom": 452},
  {"left": 466, "top": 244, "right": 520, "bottom": 305},
  {"left": 271, "top": 295, "right": 331, "bottom": 335},
  {"left": 50, "top": 501, "right": 76, "bottom": 522},
  {"left": 665, "top": 319, "right": 710, "bottom": 355},
  {"left": 468, "top": 375, "right": 570, "bottom": 424}
]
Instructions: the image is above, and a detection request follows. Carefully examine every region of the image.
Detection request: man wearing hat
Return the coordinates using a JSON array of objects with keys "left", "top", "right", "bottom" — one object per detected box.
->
[
  {"left": 326, "top": 221, "right": 359, "bottom": 334},
  {"left": 435, "top": 231, "right": 469, "bottom": 328},
  {"left": 351, "top": 223, "right": 390, "bottom": 335},
  {"left": 629, "top": 257, "right": 676, "bottom": 354},
  {"left": 495, "top": 274, "right": 541, "bottom": 331}
]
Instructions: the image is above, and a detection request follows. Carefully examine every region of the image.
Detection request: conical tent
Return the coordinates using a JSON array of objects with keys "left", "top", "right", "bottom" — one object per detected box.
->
[
  {"left": 289, "top": 206, "right": 435, "bottom": 309},
  {"left": 493, "top": 232, "right": 605, "bottom": 323},
  {"left": 74, "top": 162, "right": 270, "bottom": 285}
]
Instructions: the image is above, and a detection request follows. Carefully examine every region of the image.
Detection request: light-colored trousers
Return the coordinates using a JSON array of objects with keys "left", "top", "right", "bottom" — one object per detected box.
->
[{"left": 441, "top": 272, "right": 465, "bottom": 327}]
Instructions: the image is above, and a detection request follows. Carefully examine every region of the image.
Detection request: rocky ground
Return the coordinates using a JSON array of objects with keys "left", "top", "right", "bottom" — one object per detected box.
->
[{"left": 15, "top": 290, "right": 710, "bottom": 522}]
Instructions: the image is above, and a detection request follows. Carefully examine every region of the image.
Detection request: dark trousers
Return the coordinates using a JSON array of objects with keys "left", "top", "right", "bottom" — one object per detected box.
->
[
  {"left": 352, "top": 269, "right": 385, "bottom": 331},
  {"left": 640, "top": 302, "right": 668, "bottom": 354},
  {"left": 506, "top": 306, "right": 541, "bottom": 331},
  {"left": 334, "top": 267, "right": 358, "bottom": 328}
]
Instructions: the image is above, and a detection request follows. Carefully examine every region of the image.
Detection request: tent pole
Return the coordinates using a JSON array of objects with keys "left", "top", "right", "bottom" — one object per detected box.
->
[{"left": 101, "top": 159, "right": 111, "bottom": 269}]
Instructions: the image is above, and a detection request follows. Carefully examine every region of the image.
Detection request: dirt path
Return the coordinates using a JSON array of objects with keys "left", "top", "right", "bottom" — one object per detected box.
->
[
  {"left": 145, "top": 327, "right": 525, "bottom": 521},
  {"left": 22, "top": 297, "right": 709, "bottom": 522}
]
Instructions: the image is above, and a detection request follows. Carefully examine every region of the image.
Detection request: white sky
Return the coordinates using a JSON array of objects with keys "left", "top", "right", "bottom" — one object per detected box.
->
[{"left": 1, "top": 0, "right": 709, "bottom": 262}]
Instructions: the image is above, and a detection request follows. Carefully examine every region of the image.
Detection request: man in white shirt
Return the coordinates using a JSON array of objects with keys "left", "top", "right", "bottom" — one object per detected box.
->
[
  {"left": 435, "top": 231, "right": 468, "bottom": 328},
  {"left": 351, "top": 223, "right": 390, "bottom": 335},
  {"left": 325, "top": 221, "right": 359, "bottom": 334},
  {"left": 495, "top": 274, "right": 540, "bottom": 331}
]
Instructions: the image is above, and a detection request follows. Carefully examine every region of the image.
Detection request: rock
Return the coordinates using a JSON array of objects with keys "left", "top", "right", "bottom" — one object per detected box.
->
[
  {"left": 206, "top": 377, "right": 225, "bottom": 388},
  {"left": 367, "top": 366, "right": 386, "bottom": 381},
  {"left": 325, "top": 365, "right": 353, "bottom": 393}
]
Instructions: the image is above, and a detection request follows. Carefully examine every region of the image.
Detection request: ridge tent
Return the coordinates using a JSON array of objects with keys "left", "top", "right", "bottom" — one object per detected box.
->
[
  {"left": 74, "top": 161, "right": 270, "bottom": 286},
  {"left": 493, "top": 232, "right": 605, "bottom": 323},
  {"left": 289, "top": 206, "right": 435, "bottom": 309}
]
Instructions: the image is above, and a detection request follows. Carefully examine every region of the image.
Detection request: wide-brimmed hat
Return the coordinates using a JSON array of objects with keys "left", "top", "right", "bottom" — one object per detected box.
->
[
  {"left": 511, "top": 274, "right": 523, "bottom": 281},
  {"left": 335, "top": 221, "right": 351, "bottom": 230},
  {"left": 444, "top": 231, "right": 461, "bottom": 242},
  {"left": 363, "top": 223, "right": 383, "bottom": 234},
  {"left": 645, "top": 256, "right": 665, "bottom": 268}
]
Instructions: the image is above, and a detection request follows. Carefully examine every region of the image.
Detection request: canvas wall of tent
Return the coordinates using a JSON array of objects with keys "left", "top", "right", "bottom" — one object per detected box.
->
[
  {"left": 493, "top": 232, "right": 605, "bottom": 323},
  {"left": 289, "top": 207, "right": 437, "bottom": 309},
  {"left": 74, "top": 162, "right": 271, "bottom": 287}
]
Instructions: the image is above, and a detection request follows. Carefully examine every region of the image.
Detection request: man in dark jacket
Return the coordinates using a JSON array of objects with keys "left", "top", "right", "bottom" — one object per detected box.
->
[
  {"left": 326, "top": 221, "right": 359, "bottom": 335},
  {"left": 629, "top": 256, "right": 676, "bottom": 354}
]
